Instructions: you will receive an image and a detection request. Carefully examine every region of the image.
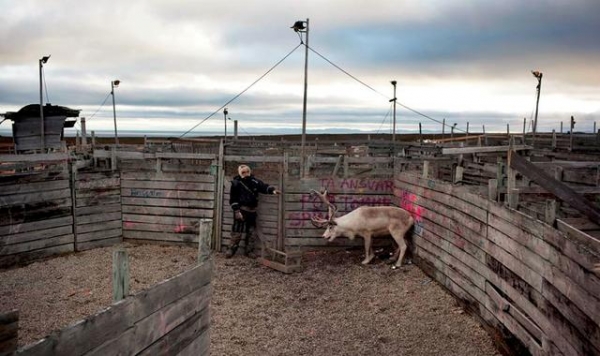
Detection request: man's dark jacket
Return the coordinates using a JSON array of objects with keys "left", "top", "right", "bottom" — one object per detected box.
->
[{"left": 229, "top": 175, "right": 275, "bottom": 212}]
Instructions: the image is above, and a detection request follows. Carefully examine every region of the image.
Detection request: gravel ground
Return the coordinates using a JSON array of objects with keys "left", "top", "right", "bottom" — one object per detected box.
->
[{"left": 1, "top": 243, "right": 500, "bottom": 355}]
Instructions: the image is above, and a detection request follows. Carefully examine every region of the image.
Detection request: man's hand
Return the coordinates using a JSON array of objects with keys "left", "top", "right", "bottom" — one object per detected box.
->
[
  {"left": 234, "top": 210, "right": 244, "bottom": 221},
  {"left": 273, "top": 189, "right": 281, "bottom": 195}
]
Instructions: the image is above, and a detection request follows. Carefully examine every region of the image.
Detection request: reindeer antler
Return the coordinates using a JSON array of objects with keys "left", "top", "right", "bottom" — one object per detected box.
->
[{"left": 310, "top": 188, "right": 338, "bottom": 222}]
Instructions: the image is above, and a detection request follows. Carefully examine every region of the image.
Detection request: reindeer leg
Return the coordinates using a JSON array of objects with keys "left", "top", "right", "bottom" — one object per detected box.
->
[
  {"left": 390, "top": 226, "right": 409, "bottom": 269},
  {"left": 361, "top": 234, "right": 375, "bottom": 265}
]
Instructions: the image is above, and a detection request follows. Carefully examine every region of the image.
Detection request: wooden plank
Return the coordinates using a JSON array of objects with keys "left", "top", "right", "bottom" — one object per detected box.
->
[
  {"left": 0, "top": 180, "right": 70, "bottom": 196},
  {"left": 122, "top": 230, "right": 197, "bottom": 243},
  {"left": 123, "top": 214, "right": 206, "bottom": 226},
  {"left": 93, "top": 150, "right": 216, "bottom": 160},
  {"left": 75, "top": 177, "right": 120, "bottom": 190},
  {"left": 1, "top": 225, "right": 73, "bottom": 246},
  {"left": 177, "top": 328, "right": 210, "bottom": 356},
  {"left": 120, "top": 180, "right": 214, "bottom": 191},
  {"left": 0, "top": 215, "right": 72, "bottom": 235},
  {"left": 121, "top": 188, "right": 214, "bottom": 201},
  {"left": 19, "top": 262, "right": 212, "bottom": 356},
  {"left": 556, "top": 219, "right": 600, "bottom": 254},
  {"left": 76, "top": 212, "right": 122, "bottom": 225},
  {"left": 137, "top": 307, "right": 210, "bottom": 356},
  {"left": 75, "top": 219, "right": 123, "bottom": 234},
  {"left": 120, "top": 171, "right": 214, "bottom": 183},
  {"left": 77, "top": 237, "right": 122, "bottom": 251},
  {"left": 0, "top": 189, "right": 71, "bottom": 205},
  {"left": 442, "top": 145, "right": 531, "bottom": 155},
  {"left": 0, "top": 152, "right": 69, "bottom": 162},
  {"left": 0, "top": 244, "right": 74, "bottom": 269},
  {"left": 121, "top": 197, "right": 213, "bottom": 209},
  {"left": 284, "top": 177, "right": 395, "bottom": 194},
  {"left": 1, "top": 234, "right": 74, "bottom": 255},
  {"left": 76, "top": 204, "right": 122, "bottom": 216},
  {"left": 508, "top": 150, "right": 600, "bottom": 224},
  {"left": 78, "top": 228, "right": 122, "bottom": 243},
  {"left": 121, "top": 205, "right": 212, "bottom": 218},
  {"left": 76, "top": 195, "right": 121, "bottom": 207}
]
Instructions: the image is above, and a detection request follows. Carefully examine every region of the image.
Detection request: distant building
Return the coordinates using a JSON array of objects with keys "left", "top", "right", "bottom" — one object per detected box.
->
[{"left": 4, "top": 104, "right": 79, "bottom": 153}]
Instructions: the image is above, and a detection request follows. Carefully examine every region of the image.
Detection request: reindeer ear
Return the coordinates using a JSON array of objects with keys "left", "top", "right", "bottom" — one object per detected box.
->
[{"left": 329, "top": 220, "right": 337, "bottom": 226}]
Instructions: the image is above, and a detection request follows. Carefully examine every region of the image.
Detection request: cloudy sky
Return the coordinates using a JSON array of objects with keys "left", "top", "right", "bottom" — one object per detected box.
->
[{"left": 1, "top": 0, "right": 599, "bottom": 138}]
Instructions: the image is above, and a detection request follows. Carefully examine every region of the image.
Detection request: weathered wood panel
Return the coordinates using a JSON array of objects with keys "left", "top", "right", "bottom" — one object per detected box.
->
[
  {"left": 122, "top": 172, "right": 215, "bottom": 245},
  {"left": 74, "top": 170, "right": 122, "bottom": 251},
  {"left": 395, "top": 171, "right": 600, "bottom": 355},
  {"left": 0, "top": 165, "right": 74, "bottom": 268},
  {"left": 16, "top": 261, "right": 212, "bottom": 356}
]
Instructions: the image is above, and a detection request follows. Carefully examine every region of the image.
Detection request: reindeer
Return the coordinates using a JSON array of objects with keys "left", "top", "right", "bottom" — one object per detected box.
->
[{"left": 310, "top": 189, "right": 414, "bottom": 269}]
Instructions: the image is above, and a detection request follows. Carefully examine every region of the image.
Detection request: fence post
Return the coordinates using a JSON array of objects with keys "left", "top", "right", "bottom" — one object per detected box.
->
[
  {"left": 198, "top": 219, "right": 213, "bottom": 264},
  {"left": 113, "top": 249, "right": 130, "bottom": 302},
  {"left": 422, "top": 161, "right": 430, "bottom": 179},
  {"left": 545, "top": 200, "right": 557, "bottom": 226},
  {"left": 488, "top": 179, "right": 498, "bottom": 201}
]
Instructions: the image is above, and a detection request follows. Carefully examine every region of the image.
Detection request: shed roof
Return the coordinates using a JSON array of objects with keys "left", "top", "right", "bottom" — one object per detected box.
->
[{"left": 5, "top": 104, "right": 80, "bottom": 122}]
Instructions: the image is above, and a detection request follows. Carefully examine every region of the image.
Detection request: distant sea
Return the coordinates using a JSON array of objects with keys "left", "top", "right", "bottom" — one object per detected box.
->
[{"left": 0, "top": 127, "right": 422, "bottom": 138}]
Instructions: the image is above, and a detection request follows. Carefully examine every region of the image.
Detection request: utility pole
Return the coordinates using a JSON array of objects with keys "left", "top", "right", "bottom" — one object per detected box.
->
[
  {"left": 39, "top": 55, "right": 50, "bottom": 152},
  {"left": 390, "top": 80, "right": 397, "bottom": 142},
  {"left": 531, "top": 70, "right": 543, "bottom": 147}
]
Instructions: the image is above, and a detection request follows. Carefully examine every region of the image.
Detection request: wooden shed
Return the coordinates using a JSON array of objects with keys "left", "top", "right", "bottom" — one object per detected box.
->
[{"left": 5, "top": 104, "right": 79, "bottom": 152}]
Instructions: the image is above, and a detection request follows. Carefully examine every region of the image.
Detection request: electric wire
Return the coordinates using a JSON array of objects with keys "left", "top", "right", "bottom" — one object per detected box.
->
[
  {"left": 375, "top": 103, "right": 393, "bottom": 135},
  {"left": 179, "top": 43, "right": 303, "bottom": 138},
  {"left": 307, "top": 44, "right": 468, "bottom": 134},
  {"left": 86, "top": 92, "right": 112, "bottom": 121}
]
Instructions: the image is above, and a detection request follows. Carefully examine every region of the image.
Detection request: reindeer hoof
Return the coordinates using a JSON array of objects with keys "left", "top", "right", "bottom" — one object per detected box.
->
[{"left": 391, "top": 265, "right": 398, "bottom": 270}]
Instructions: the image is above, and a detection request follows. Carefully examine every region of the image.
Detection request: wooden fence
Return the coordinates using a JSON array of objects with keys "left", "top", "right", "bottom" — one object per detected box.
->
[
  {"left": 74, "top": 170, "right": 122, "bottom": 251},
  {"left": 0, "top": 158, "right": 74, "bottom": 268},
  {"left": 13, "top": 260, "right": 212, "bottom": 356},
  {"left": 121, "top": 172, "right": 215, "bottom": 245},
  {"left": 394, "top": 171, "right": 600, "bottom": 355}
]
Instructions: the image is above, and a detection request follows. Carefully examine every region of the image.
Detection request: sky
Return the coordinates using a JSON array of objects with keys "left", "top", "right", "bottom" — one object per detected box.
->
[{"left": 1, "top": 0, "right": 599, "bottom": 138}]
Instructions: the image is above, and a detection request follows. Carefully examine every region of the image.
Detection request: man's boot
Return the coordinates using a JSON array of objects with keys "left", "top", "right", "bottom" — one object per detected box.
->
[
  {"left": 244, "top": 229, "right": 258, "bottom": 259},
  {"left": 225, "top": 244, "right": 238, "bottom": 258}
]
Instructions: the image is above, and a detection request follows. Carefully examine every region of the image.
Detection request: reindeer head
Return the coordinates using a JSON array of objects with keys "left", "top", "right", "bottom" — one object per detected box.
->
[{"left": 310, "top": 189, "right": 340, "bottom": 241}]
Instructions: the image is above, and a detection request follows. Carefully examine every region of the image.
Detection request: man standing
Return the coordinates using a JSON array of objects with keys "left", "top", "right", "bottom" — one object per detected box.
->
[{"left": 226, "top": 164, "right": 280, "bottom": 258}]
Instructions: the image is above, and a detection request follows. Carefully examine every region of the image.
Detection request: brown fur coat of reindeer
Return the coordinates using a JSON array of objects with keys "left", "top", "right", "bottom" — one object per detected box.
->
[{"left": 310, "top": 189, "right": 414, "bottom": 269}]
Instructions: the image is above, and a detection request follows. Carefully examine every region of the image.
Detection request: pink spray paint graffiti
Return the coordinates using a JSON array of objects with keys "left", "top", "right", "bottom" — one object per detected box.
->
[
  {"left": 393, "top": 187, "right": 424, "bottom": 235},
  {"left": 289, "top": 178, "right": 395, "bottom": 228}
]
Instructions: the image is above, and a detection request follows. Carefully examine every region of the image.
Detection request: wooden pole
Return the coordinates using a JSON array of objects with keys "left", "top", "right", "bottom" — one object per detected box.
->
[
  {"left": 112, "top": 249, "right": 130, "bottom": 302},
  {"left": 552, "top": 129, "right": 557, "bottom": 149},
  {"left": 442, "top": 118, "right": 445, "bottom": 137},
  {"left": 419, "top": 123, "right": 422, "bottom": 146},
  {"left": 80, "top": 117, "right": 87, "bottom": 147},
  {"left": 570, "top": 116, "right": 575, "bottom": 151},
  {"left": 198, "top": 219, "right": 213, "bottom": 264}
]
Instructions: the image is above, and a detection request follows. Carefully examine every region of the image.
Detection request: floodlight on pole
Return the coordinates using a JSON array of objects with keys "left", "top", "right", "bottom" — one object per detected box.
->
[
  {"left": 39, "top": 55, "right": 51, "bottom": 151},
  {"left": 291, "top": 18, "right": 309, "bottom": 177},
  {"left": 111, "top": 79, "right": 120, "bottom": 146}
]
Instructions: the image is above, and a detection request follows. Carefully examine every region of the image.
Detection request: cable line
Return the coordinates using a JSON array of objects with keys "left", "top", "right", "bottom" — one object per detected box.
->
[
  {"left": 307, "top": 44, "right": 467, "bottom": 133},
  {"left": 86, "top": 92, "right": 112, "bottom": 121},
  {"left": 179, "top": 43, "right": 303, "bottom": 138}
]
